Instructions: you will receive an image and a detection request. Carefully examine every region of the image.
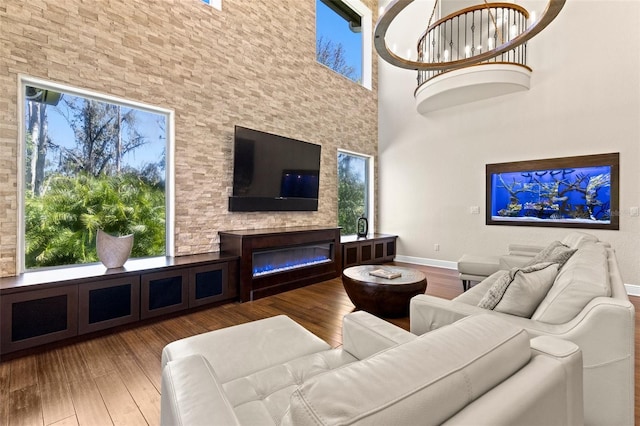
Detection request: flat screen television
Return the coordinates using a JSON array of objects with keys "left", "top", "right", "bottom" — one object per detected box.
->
[{"left": 229, "top": 126, "right": 321, "bottom": 212}]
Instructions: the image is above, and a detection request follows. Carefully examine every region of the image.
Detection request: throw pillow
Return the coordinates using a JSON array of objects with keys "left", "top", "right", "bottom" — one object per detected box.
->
[
  {"left": 477, "top": 270, "right": 512, "bottom": 310},
  {"left": 525, "top": 241, "right": 577, "bottom": 268},
  {"left": 477, "top": 262, "right": 559, "bottom": 317},
  {"left": 493, "top": 262, "right": 559, "bottom": 318}
]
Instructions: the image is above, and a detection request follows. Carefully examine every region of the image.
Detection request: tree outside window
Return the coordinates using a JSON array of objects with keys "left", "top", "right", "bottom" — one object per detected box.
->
[
  {"left": 316, "top": 0, "right": 363, "bottom": 83},
  {"left": 23, "top": 83, "right": 169, "bottom": 270},
  {"left": 338, "top": 151, "right": 369, "bottom": 235}
]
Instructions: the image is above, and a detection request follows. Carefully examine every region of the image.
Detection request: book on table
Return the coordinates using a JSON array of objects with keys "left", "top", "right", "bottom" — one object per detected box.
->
[{"left": 369, "top": 268, "right": 402, "bottom": 279}]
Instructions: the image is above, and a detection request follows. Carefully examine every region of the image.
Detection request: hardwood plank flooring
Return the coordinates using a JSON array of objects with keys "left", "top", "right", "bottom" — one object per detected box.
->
[{"left": 0, "top": 263, "right": 638, "bottom": 425}]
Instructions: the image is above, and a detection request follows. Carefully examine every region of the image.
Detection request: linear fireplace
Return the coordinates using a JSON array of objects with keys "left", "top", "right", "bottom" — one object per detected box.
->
[
  {"left": 219, "top": 227, "right": 341, "bottom": 301},
  {"left": 253, "top": 243, "right": 333, "bottom": 277}
]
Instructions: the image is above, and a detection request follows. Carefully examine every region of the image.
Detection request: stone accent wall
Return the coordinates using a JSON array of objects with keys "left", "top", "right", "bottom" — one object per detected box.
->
[{"left": 0, "top": 0, "right": 378, "bottom": 277}]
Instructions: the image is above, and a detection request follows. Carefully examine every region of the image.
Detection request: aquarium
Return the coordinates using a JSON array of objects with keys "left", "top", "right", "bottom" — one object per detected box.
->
[{"left": 486, "top": 153, "right": 619, "bottom": 230}]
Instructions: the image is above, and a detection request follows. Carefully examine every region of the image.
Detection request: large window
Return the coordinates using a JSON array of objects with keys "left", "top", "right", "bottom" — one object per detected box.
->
[
  {"left": 19, "top": 78, "right": 174, "bottom": 271},
  {"left": 338, "top": 150, "right": 372, "bottom": 235},
  {"left": 316, "top": 0, "right": 372, "bottom": 89}
]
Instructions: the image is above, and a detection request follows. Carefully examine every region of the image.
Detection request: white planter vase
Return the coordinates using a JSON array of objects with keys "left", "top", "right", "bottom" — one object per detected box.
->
[{"left": 96, "top": 229, "right": 134, "bottom": 269}]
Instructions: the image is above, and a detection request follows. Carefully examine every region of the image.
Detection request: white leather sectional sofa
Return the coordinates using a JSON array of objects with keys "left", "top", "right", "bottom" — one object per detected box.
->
[
  {"left": 411, "top": 232, "right": 635, "bottom": 426},
  {"left": 160, "top": 311, "right": 583, "bottom": 425}
]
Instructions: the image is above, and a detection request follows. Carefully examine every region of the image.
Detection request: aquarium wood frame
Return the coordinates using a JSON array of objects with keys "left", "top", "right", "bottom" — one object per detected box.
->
[{"left": 486, "top": 153, "right": 619, "bottom": 230}]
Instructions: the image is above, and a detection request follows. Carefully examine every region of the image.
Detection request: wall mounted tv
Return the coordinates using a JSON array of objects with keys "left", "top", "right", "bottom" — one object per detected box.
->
[{"left": 229, "top": 126, "right": 321, "bottom": 212}]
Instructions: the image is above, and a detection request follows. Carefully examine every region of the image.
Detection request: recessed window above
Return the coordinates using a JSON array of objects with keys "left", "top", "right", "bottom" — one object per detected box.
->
[{"left": 316, "top": 0, "right": 372, "bottom": 89}]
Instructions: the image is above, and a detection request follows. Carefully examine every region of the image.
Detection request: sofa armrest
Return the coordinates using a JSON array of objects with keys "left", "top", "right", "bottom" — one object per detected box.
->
[
  {"left": 410, "top": 294, "right": 635, "bottom": 367},
  {"left": 507, "top": 243, "right": 545, "bottom": 256},
  {"left": 161, "top": 354, "right": 240, "bottom": 426},
  {"left": 499, "top": 254, "right": 534, "bottom": 270},
  {"left": 410, "top": 295, "right": 481, "bottom": 335},
  {"left": 342, "top": 311, "right": 416, "bottom": 360}
]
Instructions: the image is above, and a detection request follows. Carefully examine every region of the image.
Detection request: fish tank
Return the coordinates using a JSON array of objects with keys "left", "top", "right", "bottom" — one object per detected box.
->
[{"left": 486, "top": 153, "right": 619, "bottom": 230}]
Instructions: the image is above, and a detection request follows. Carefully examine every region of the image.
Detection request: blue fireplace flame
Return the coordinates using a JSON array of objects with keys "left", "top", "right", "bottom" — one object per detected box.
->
[
  {"left": 253, "top": 254, "right": 331, "bottom": 277},
  {"left": 252, "top": 243, "right": 333, "bottom": 277}
]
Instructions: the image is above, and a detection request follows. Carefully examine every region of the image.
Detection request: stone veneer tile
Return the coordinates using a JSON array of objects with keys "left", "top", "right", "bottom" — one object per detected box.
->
[{"left": 0, "top": 0, "right": 377, "bottom": 277}]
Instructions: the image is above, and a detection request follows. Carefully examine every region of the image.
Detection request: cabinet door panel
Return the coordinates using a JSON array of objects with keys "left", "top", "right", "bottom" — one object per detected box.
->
[
  {"left": 189, "top": 263, "right": 230, "bottom": 307},
  {"left": 1, "top": 285, "right": 78, "bottom": 354},
  {"left": 141, "top": 270, "right": 188, "bottom": 319},
  {"left": 78, "top": 276, "right": 140, "bottom": 335}
]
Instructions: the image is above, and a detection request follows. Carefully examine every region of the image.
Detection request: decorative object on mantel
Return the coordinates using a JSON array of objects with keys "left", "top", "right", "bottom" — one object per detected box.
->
[
  {"left": 356, "top": 216, "right": 368, "bottom": 238},
  {"left": 96, "top": 229, "right": 134, "bottom": 269}
]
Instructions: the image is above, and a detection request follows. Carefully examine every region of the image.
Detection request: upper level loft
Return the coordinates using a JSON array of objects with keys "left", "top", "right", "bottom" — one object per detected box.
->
[
  {"left": 375, "top": 0, "right": 566, "bottom": 114},
  {"left": 415, "top": 3, "right": 531, "bottom": 113}
]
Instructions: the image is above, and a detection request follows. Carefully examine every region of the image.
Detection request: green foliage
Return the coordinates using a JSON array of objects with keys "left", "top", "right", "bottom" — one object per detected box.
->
[
  {"left": 338, "top": 154, "right": 366, "bottom": 235},
  {"left": 25, "top": 173, "right": 165, "bottom": 269}
]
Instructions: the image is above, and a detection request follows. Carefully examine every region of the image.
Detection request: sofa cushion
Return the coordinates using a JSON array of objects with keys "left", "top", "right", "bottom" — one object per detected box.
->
[
  {"left": 525, "top": 241, "right": 576, "bottom": 268},
  {"left": 477, "top": 262, "right": 559, "bottom": 318},
  {"left": 224, "top": 348, "right": 357, "bottom": 425},
  {"left": 532, "top": 243, "right": 611, "bottom": 324},
  {"left": 282, "top": 315, "right": 531, "bottom": 426},
  {"left": 161, "top": 315, "right": 331, "bottom": 382},
  {"left": 561, "top": 231, "right": 599, "bottom": 249}
]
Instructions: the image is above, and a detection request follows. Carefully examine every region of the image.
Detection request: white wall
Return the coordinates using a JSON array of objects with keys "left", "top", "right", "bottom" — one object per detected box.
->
[{"left": 378, "top": 0, "right": 640, "bottom": 285}]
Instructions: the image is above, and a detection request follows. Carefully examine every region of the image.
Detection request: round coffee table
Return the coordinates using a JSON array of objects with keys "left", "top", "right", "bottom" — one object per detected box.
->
[{"left": 342, "top": 265, "right": 427, "bottom": 318}]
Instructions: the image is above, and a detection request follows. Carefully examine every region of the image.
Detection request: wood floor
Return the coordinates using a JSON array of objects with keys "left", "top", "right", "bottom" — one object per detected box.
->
[{"left": 0, "top": 263, "right": 637, "bottom": 425}]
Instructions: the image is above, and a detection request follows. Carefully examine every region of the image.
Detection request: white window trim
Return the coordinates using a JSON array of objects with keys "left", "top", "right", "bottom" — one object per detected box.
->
[
  {"left": 338, "top": 149, "right": 375, "bottom": 232},
  {"left": 203, "top": 0, "right": 222, "bottom": 11},
  {"left": 341, "top": 0, "right": 372, "bottom": 90},
  {"left": 16, "top": 75, "right": 176, "bottom": 273}
]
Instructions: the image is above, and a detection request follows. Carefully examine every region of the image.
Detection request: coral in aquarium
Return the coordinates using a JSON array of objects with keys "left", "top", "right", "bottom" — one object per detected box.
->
[{"left": 492, "top": 166, "right": 611, "bottom": 223}]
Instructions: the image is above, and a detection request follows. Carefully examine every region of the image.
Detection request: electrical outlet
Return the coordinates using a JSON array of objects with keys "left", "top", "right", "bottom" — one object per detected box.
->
[
  {"left": 631, "top": 207, "right": 639, "bottom": 217},
  {"left": 470, "top": 206, "right": 480, "bottom": 215},
  {"left": 434, "top": 243, "right": 440, "bottom": 251}
]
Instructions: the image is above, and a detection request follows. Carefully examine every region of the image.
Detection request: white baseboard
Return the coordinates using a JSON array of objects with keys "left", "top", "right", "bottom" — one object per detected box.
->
[
  {"left": 394, "top": 255, "right": 457, "bottom": 270},
  {"left": 394, "top": 255, "right": 640, "bottom": 297}
]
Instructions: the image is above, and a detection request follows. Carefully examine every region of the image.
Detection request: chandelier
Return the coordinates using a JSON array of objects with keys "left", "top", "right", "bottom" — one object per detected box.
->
[{"left": 374, "top": 0, "right": 566, "bottom": 71}]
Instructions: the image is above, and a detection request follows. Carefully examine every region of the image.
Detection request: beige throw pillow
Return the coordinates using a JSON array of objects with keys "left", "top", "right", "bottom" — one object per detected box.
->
[
  {"left": 478, "top": 262, "right": 560, "bottom": 318},
  {"left": 494, "top": 263, "right": 559, "bottom": 317},
  {"left": 525, "top": 241, "right": 577, "bottom": 268}
]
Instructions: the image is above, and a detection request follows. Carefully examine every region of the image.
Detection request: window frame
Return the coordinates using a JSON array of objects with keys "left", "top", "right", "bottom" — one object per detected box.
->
[
  {"left": 16, "top": 75, "right": 176, "bottom": 274},
  {"left": 316, "top": 0, "right": 373, "bottom": 90},
  {"left": 337, "top": 149, "right": 374, "bottom": 234},
  {"left": 201, "top": 0, "right": 222, "bottom": 11}
]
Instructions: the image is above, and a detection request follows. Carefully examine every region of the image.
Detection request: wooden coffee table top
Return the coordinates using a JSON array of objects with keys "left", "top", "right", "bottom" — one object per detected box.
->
[{"left": 342, "top": 265, "right": 426, "bottom": 286}]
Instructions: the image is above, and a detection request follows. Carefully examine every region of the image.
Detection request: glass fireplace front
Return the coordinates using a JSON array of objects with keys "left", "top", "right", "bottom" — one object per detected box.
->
[{"left": 252, "top": 243, "right": 333, "bottom": 277}]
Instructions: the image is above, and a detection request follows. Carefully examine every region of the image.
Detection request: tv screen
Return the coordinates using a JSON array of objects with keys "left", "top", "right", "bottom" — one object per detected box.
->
[{"left": 229, "top": 126, "right": 321, "bottom": 212}]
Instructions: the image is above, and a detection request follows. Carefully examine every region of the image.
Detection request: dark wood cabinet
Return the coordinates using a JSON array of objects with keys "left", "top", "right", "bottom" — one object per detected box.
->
[
  {"left": 141, "top": 269, "right": 189, "bottom": 319},
  {"left": 0, "top": 253, "right": 239, "bottom": 354},
  {"left": 78, "top": 276, "right": 140, "bottom": 335},
  {"left": 340, "top": 234, "right": 397, "bottom": 269},
  {"left": 1, "top": 284, "right": 78, "bottom": 354},
  {"left": 189, "top": 261, "right": 237, "bottom": 307}
]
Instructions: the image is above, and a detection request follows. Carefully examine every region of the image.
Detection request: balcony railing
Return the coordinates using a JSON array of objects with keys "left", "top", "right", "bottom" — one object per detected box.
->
[{"left": 417, "top": 2, "right": 530, "bottom": 86}]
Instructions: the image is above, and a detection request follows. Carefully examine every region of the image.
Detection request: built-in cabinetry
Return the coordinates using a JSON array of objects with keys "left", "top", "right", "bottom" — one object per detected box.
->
[
  {"left": 341, "top": 234, "right": 397, "bottom": 269},
  {"left": 0, "top": 253, "right": 238, "bottom": 355}
]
